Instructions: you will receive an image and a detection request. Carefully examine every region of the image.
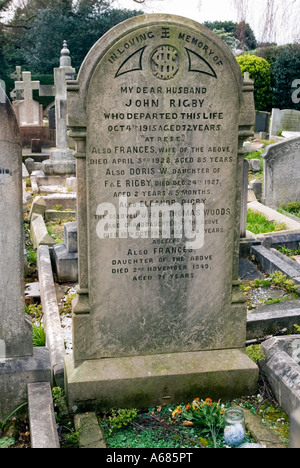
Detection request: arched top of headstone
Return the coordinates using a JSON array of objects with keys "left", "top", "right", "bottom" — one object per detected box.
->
[{"left": 67, "top": 14, "right": 244, "bottom": 129}]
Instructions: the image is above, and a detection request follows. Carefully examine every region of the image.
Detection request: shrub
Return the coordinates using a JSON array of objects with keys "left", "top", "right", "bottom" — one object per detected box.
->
[
  {"left": 252, "top": 44, "right": 300, "bottom": 110},
  {"left": 236, "top": 54, "right": 272, "bottom": 111}
]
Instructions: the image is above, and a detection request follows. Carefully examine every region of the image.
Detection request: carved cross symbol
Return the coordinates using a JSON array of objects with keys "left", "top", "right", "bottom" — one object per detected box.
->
[{"left": 15, "top": 71, "right": 40, "bottom": 102}]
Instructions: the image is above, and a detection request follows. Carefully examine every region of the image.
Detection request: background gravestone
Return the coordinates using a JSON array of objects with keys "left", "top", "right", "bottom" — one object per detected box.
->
[
  {"left": 13, "top": 71, "right": 43, "bottom": 126},
  {"left": 65, "top": 14, "right": 258, "bottom": 410},
  {"left": 255, "top": 111, "right": 270, "bottom": 134},
  {"left": 270, "top": 108, "right": 300, "bottom": 136},
  {"left": 48, "top": 107, "right": 56, "bottom": 130},
  {"left": 262, "top": 136, "right": 300, "bottom": 208}
]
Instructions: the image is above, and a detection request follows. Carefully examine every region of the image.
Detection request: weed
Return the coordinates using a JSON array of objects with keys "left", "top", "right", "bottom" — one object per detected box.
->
[
  {"left": 46, "top": 221, "right": 65, "bottom": 244},
  {"left": 62, "top": 430, "right": 80, "bottom": 448},
  {"left": 277, "top": 245, "right": 300, "bottom": 258},
  {"left": 26, "top": 246, "right": 37, "bottom": 265},
  {"left": 32, "top": 321, "right": 46, "bottom": 347},
  {"left": 246, "top": 345, "right": 266, "bottom": 363},
  {"left": 51, "top": 387, "right": 78, "bottom": 448},
  {"left": 24, "top": 178, "right": 31, "bottom": 188},
  {"left": 294, "top": 324, "right": 300, "bottom": 334},
  {"left": 107, "top": 409, "right": 138, "bottom": 435},
  {"left": 269, "top": 271, "right": 299, "bottom": 295},
  {"left": 0, "top": 403, "right": 28, "bottom": 431},
  {"left": 60, "top": 290, "right": 77, "bottom": 316},
  {"left": 0, "top": 436, "right": 15, "bottom": 448},
  {"left": 52, "top": 387, "right": 69, "bottom": 423},
  {"left": 25, "top": 303, "right": 42, "bottom": 321},
  {"left": 240, "top": 271, "right": 299, "bottom": 310},
  {"left": 52, "top": 204, "right": 63, "bottom": 211},
  {"left": 281, "top": 202, "right": 300, "bottom": 218}
]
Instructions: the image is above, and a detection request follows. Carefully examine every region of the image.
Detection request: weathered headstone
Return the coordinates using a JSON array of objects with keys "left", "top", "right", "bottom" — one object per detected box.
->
[
  {"left": 0, "top": 94, "right": 51, "bottom": 419},
  {"left": 270, "top": 108, "right": 300, "bottom": 136},
  {"left": 0, "top": 96, "right": 32, "bottom": 358},
  {"left": 262, "top": 136, "right": 300, "bottom": 208},
  {"left": 65, "top": 14, "right": 258, "bottom": 410}
]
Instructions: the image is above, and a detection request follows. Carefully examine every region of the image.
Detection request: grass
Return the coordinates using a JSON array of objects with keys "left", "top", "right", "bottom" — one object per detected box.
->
[
  {"left": 247, "top": 209, "right": 287, "bottom": 234},
  {"left": 32, "top": 321, "right": 46, "bottom": 347},
  {"left": 278, "top": 202, "right": 300, "bottom": 219},
  {"left": 46, "top": 218, "right": 76, "bottom": 244},
  {"left": 245, "top": 150, "right": 264, "bottom": 182},
  {"left": 46, "top": 220, "right": 66, "bottom": 244},
  {"left": 25, "top": 304, "right": 46, "bottom": 347},
  {"left": 277, "top": 245, "right": 300, "bottom": 258}
]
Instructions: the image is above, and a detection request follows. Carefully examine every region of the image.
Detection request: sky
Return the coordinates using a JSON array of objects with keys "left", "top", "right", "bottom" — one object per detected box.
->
[{"left": 112, "top": 0, "right": 300, "bottom": 45}]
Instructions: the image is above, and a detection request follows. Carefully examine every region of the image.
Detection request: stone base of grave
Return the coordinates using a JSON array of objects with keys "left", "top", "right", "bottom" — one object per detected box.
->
[
  {"left": 0, "top": 348, "right": 51, "bottom": 419},
  {"left": 64, "top": 349, "right": 258, "bottom": 412},
  {"left": 42, "top": 150, "right": 76, "bottom": 176}
]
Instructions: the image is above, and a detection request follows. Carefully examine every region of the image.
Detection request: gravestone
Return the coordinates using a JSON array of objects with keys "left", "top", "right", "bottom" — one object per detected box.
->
[
  {"left": 13, "top": 71, "right": 43, "bottom": 126},
  {"left": 10, "top": 65, "right": 23, "bottom": 101},
  {"left": 262, "top": 136, "right": 300, "bottom": 208},
  {"left": 255, "top": 111, "right": 270, "bottom": 134},
  {"left": 0, "top": 96, "right": 32, "bottom": 358},
  {"left": 42, "top": 42, "right": 76, "bottom": 175},
  {"left": 65, "top": 14, "right": 258, "bottom": 411},
  {"left": 270, "top": 108, "right": 300, "bottom": 136},
  {"left": 48, "top": 107, "right": 56, "bottom": 130},
  {"left": 0, "top": 94, "right": 50, "bottom": 419}
]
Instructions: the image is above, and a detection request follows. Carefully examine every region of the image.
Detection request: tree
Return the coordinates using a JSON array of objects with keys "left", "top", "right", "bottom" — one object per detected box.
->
[
  {"left": 3, "top": 0, "right": 143, "bottom": 74},
  {"left": 0, "top": 0, "right": 14, "bottom": 77},
  {"left": 212, "top": 28, "right": 239, "bottom": 51},
  {"left": 253, "top": 44, "right": 300, "bottom": 110},
  {"left": 204, "top": 20, "right": 257, "bottom": 51}
]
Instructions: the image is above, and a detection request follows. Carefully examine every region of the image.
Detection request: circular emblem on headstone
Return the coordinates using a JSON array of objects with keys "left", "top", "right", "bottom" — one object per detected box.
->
[{"left": 150, "top": 45, "right": 180, "bottom": 80}]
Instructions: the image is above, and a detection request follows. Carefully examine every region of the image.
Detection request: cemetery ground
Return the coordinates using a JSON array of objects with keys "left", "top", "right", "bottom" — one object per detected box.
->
[
  {"left": 0, "top": 188, "right": 297, "bottom": 449},
  {"left": 2, "top": 135, "right": 300, "bottom": 449},
  {"left": 1, "top": 129, "right": 299, "bottom": 449}
]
